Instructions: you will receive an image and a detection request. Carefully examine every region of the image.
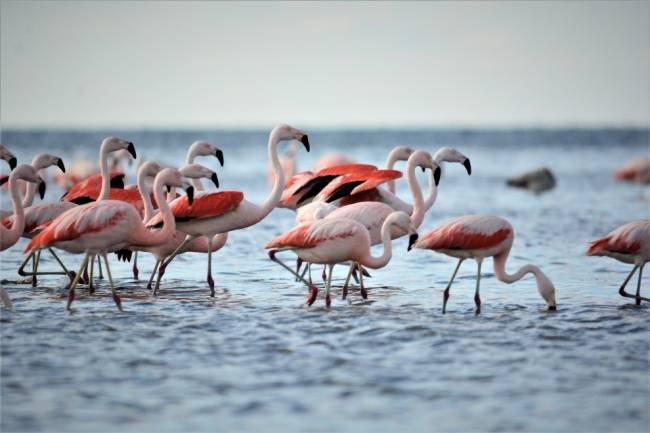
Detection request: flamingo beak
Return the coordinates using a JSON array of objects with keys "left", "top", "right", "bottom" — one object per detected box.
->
[
  {"left": 421, "top": 167, "right": 425, "bottom": 173},
  {"left": 463, "top": 159, "right": 472, "bottom": 175},
  {"left": 8, "top": 157, "right": 17, "bottom": 170},
  {"left": 548, "top": 305, "right": 557, "bottom": 311},
  {"left": 56, "top": 158, "right": 66, "bottom": 173},
  {"left": 126, "top": 142, "right": 137, "bottom": 159},
  {"left": 166, "top": 185, "right": 172, "bottom": 193},
  {"left": 434, "top": 167, "right": 441, "bottom": 186},
  {"left": 215, "top": 149, "right": 224, "bottom": 166},
  {"left": 38, "top": 179, "right": 47, "bottom": 199},
  {"left": 407, "top": 233, "right": 418, "bottom": 251},
  {"left": 300, "top": 135, "right": 310, "bottom": 152},
  {"left": 211, "top": 172, "right": 219, "bottom": 188},
  {"left": 0, "top": 177, "right": 7, "bottom": 186},
  {"left": 185, "top": 185, "right": 194, "bottom": 206}
]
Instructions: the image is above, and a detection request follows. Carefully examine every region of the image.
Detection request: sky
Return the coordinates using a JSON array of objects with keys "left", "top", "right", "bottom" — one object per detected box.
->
[{"left": 1, "top": 1, "right": 648, "bottom": 128}]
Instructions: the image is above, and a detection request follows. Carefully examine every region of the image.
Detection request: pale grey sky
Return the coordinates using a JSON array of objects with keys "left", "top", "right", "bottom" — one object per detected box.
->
[{"left": 1, "top": 1, "right": 648, "bottom": 128}]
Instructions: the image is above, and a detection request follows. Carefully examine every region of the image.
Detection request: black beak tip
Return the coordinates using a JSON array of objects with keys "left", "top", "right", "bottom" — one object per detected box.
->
[
  {"left": 211, "top": 172, "right": 219, "bottom": 188},
  {"left": 127, "top": 142, "right": 137, "bottom": 159},
  {"left": 301, "top": 135, "right": 310, "bottom": 152},
  {"left": 434, "top": 167, "right": 441, "bottom": 186},
  {"left": 166, "top": 185, "right": 171, "bottom": 193},
  {"left": 548, "top": 305, "right": 557, "bottom": 311},
  {"left": 463, "top": 159, "right": 472, "bottom": 175},
  {"left": 186, "top": 186, "right": 194, "bottom": 206},
  {"left": 407, "top": 233, "right": 419, "bottom": 251},
  {"left": 0, "top": 176, "right": 8, "bottom": 186},
  {"left": 57, "top": 159, "right": 66, "bottom": 173},
  {"left": 216, "top": 149, "right": 224, "bottom": 166},
  {"left": 8, "top": 157, "right": 17, "bottom": 170},
  {"left": 38, "top": 181, "right": 46, "bottom": 199},
  {"left": 420, "top": 166, "right": 425, "bottom": 173}
]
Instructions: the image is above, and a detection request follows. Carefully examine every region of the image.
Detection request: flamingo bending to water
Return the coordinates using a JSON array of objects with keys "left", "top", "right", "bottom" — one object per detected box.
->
[
  {"left": 146, "top": 124, "right": 310, "bottom": 295},
  {"left": 586, "top": 220, "right": 650, "bottom": 304},
  {"left": 25, "top": 167, "right": 191, "bottom": 311},
  {"left": 266, "top": 211, "right": 417, "bottom": 307},
  {"left": 413, "top": 215, "right": 557, "bottom": 314}
]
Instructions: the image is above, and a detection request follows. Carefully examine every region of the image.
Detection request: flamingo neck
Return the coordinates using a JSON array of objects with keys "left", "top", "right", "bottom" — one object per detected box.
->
[
  {"left": 98, "top": 142, "right": 111, "bottom": 201},
  {"left": 185, "top": 148, "right": 204, "bottom": 192},
  {"left": 135, "top": 173, "right": 176, "bottom": 247},
  {"left": 5, "top": 171, "right": 26, "bottom": 243},
  {"left": 384, "top": 149, "right": 402, "bottom": 194},
  {"left": 422, "top": 170, "right": 438, "bottom": 213},
  {"left": 493, "top": 249, "right": 542, "bottom": 285},
  {"left": 256, "top": 134, "right": 283, "bottom": 222},
  {"left": 406, "top": 158, "right": 427, "bottom": 228},
  {"left": 137, "top": 171, "right": 155, "bottom": 222},
  {"left": 21, "top": 167, "right": 43, "bottom": 208},
  {"left": 361, "top": 218, "right": 394, "bottom": 269}
]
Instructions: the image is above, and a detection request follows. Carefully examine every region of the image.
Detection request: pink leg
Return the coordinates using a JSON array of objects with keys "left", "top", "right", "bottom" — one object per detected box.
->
[{"left": 442, "top": 259, "right": 463, "bottom": 314}]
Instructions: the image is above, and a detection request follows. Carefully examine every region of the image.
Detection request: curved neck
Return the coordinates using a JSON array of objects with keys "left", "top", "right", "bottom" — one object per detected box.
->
[
  {"left": 422, "top": 170, "right": 438, "bottom": 213},
  {"left": 185, "top": 148, "right": 204, "bottom": 192},
  {"left": 137, "top": 171, "right": 155, "bottom": 222},
  {"left": 493, "top": 250, "right": 542, "bottom": 285},
  {"left": 406, "top": 159, "right": 427, "bottom": 228},
  {"left": 385, "top": 150, "right": 401, "bottom": 194},
  {"left": 135, "top": 174, "right": 176, "bottom": 247},
  {"left": 255, "top": 134, "right": 283, "bottom": 222},
  {"left": 98, "top": 143, "right": 111, "bottom": 200},
  {"left": 4, "top": 172, "right": 26, "bottom": 243},
  {"left": 21, "top": 168, "right": 43, "bottom": 208},
  {"left": 361, "top": 219, "right": 394, "bottom": 269}
]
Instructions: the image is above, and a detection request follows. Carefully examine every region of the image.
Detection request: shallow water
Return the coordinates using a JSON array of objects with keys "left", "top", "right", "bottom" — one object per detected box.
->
[{"left": 1, "top": 128, "right": 649, "bottom": 432}]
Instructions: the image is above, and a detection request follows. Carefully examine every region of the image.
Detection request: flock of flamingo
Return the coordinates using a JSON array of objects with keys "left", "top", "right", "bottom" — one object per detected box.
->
[{"left": 0, "top": 124, "right": 648, "bottom": 313}]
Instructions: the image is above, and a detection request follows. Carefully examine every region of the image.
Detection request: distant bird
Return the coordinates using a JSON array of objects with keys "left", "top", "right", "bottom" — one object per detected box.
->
[
  {"left": 413, "top": 215, "right": 557, "bottom": 314},
  {"left": 507, "top": 167, "right": 556, "bottom": 194},
  {"left": 146, "top": 124, "right": 310, "bottom": 296},
  {"left": 266, "top": 211, "right": 417, "bottom": 307},
  {"left": 614, "top": 158, "right": 650, "bottom": 185},
  {"left": 311, "top": 153, "right": 354, "bottom": 173},
  {"left": 586, "top": 220, "right": 650, "bottom": 305},
  {"left": 25, "top": 167, "right": 190, "bottom": 311}
]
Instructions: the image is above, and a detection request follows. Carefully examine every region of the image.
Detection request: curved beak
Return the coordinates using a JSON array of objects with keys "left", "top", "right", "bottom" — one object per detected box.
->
[
  {"left": 434, "top": 166, "right": 441, "bottom": 186},
  {"left": 0, "top": 176, "right": 7, "bottom": 186},
  {"left": 407, "top": 233, "right": 419, "bottom": 251},
  {"left": 126, "top": 142, "right": 137, "bottom": 159},
  {"left": 8, "top": 157, "right": 17, "bottom": 170},
  {"left": 548, "top": 305, "right": 557, "bottom": 311},
  {"left": 56, "top": 158, "right": 66, "bottom": 173},
  {"left": 300, "top": 135, "right": 310, "bottom": 152},
  {"left": 38, "top": 178, "right": 47, "bottom": 199},
  {"left": 166, "top": 184, "right": 172, "bottom": 193},
  {"left": 185, "top": 185, "right": 194, "bottom": 206},
  {"left": 211, "top": 172, "right": 219, "bottom": 188},
  {"left": 215, "top": 149, "right": 224, "bottom": 166},
  {"left": 463, "top": 159, "right": 472, "bottom": 175},
  {"left": 421, "top": 166, "right": 425, "bottom": 173}
]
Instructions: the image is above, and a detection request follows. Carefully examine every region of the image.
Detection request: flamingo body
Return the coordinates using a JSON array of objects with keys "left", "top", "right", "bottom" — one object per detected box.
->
[
  {"left": 62, "top": 171, "right": 125, "bottom": 203},
  {"left": 587, "top": 220, "right": 650, "bottom": 265}
]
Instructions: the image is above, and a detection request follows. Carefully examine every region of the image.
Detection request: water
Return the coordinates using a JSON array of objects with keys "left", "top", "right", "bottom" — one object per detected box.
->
[{"left": 1, "top": 128, "right": 649, "bottom": 432}]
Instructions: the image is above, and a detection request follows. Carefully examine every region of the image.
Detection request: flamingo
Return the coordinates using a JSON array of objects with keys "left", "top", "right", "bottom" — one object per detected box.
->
[
  {"left": 266, "top": 211, "right": 418, "bottom": 307},
  {"left": 0, "top": 145, "right": 18, "bottom": 170},
  {"left": 586, "top": 220, "right": 650, "bottom": 305},
  {"left": 614, "top": 158, "right": 650, "bottom": 185},
  {"left": 412, "top": 215, "right": 557, "bottom": 314},
  {"left": 25, "top": 167, "right": 191, "bottom": 311},
  {"left": 0, "top": 165, "right": 45, "bottom": 308},
  {"left": 145, "top": 124, "right": 310, "bottom": 295}
]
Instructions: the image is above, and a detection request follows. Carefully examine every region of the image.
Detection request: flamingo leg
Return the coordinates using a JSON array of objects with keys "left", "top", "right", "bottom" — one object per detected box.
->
[
  {"left": 97, "top": 255, "right": 103, "bottom": 279},
  {"left": 102, "top": 253, "right": 122, "bottom": 311},
  {"left": 48, "top": 248, "right": 74, "bottom": 280},
  {"left": 31, "top": 249, "right": 41, "bottom": 287},
  {"left": 307, "top": 263, "right": 312, "bottom": 285},
  {"left": 635, "top": 264, "right": 649, "bottom": 304},
  {"left": 30, "top": 252, "right": 37, "bottom": 287},
  {"left": 162, "top": 235, "right": 195, "bottom": 268},
  {"left": 132, "top": 251, "right": 139, "bottom": 280},
  {"left": 88, "top": 254, "right": 95, "bottom": 293},
  {"left": 474, "top": 259, "right": 483, "bottom": 315},
  {"left": 268, "top": 250, "right": 318, "bottom": 306},
  {"left": 0, "top": 286, "right": 12, "bottom": 309},
  {"left": 295, "top": 258, "right": 303, "bottom": 282},
  {"left": 325, "top": 264, "right": 333, "bottom": 307},
  {"left": 442, "top": 258, "right": 464, "bottom": 314},
  {"left": 341, "top": 263, "right": 355, "bottom": 300},
  {"left": 617, "top": 265, "right": 648, "bottom": 302},
  {"left": 17, "top": 251, "right": 34, "bottom": 278},
  {"left": 207, "top": 241, "right": 215, "bottom": 296},
  {"left": 359, "top": 263, "right": 368, "bottom": 299},
  {"left": 153, "top": 261, "right": 165, "bottom": 295},
  {"left": 147, "top": 260, "right": 160, "bottom": 291},
  {"left": 67, "top": 254, "right": 90, "bottom": 311}
]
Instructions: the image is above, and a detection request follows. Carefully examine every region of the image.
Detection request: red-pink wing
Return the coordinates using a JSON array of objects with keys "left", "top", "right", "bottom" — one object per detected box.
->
[
  {"left": 147, "top": 191, "right": 244, "bottom": 226},
  {"left": 265, "top": 223, "right": 316, "bottom": 249},
  {"left": 315, "top": 163, "right": 377, "bottom": 177},
  {"left": 418, "top": 223, "right": 511, "bottom": 251},
  {"left": 317, "top": 170, "right": 401, "bottom": 200},
  {"left": 62, "top": 171, "right": 124, "bottom": 202}
]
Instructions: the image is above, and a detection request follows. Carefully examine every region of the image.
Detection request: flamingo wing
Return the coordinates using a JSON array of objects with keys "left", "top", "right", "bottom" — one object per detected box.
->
[
  {"left": 586, "top": 220, "right": 650, "bottom": 256},
  {"left": 280, "top": 171, "right": 315, "bottom": 207},
  {"left": 318, "top": 170, "right": 402, "bottom": 203},
  {"left": 62, "top": 171, "right": 125, "bottom": 204},
  {"left": 416, "top": 215, "right": 512, "bottom": 251},
  {"left": 146, "top": 191, "right": 244, "bottom": 228},
  {"left": 265, "top": 219, "right": 359, "bottom": 250},
  {"left": 292, "top": 164, "right": 379, "bottom": 206}
]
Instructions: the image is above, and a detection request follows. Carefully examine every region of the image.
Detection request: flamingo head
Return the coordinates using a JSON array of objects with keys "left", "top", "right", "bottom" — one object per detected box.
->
[
  {"left": 0, "top": 145, "right": 17, "bottom": 169},
  {"left": 181, "top": 163, "right": 219, "bottom": 189},
  {"left": 32, "top": 153, "right": 66, "bottom": 173},
  {"left": 389, "top": 146, "right": 414, "bottom": 163},
  {"left": 434, "top": 147, "right": 471, "bottom": 175},
  {"left": 271, "top": 124, "right": 310, "bottom": 152},
  {"left": 537, "top": 272, "right": 557, "bottom": 311},
  {"left": 409, "top": 150, "right": 442, "bottom": 186},
  {"left": 138, "top": 161, "right": 163, "bottom": 181},
  {"left": 188, "top": 141, "right": 225, "bottom": 166},
  {"left": 101, "top": 137, "right": 137, "bottom": 160},
  {"left": 156, "top": 167, "right": 195, "bottom": 206},
  {"left": 10, "top": 164, "right": 46, "bottom": 199},
  {"left": 385, "top": 211, "right": 419, "bottom": 251}
]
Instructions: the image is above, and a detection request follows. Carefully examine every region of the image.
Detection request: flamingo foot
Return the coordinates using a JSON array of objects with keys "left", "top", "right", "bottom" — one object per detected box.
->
[
  {"left": 132, "top": 265, "right": 139, "bottom": 280},
  {"left": 325, "top": 293, "right": 331, "bottom": 308},
  {"left": 66, "top": 287, "right": 75, "bottom": 311},
  {"left": 31, "top": 275, "right": 38, "bottom": 288},
  {"left": 146, "top": 281, "right": 152, "bottom": 291},
  {"left": 342, "top": 285, "right": 348, "bottom": 300},
  {"left": 360, "top": 287, "right": 368, "bottom": 299},
  {"left": 474, "top": 293, "right": 481, "bottom": 315},
  {"left": 113, "top": 293, "right": 123, "bottom": 312},
  {"left": 82, "top": 268, "right": 89, "bottom": 285},
  {"left": 306, "top": 286, "right": 318, "bottom": 306},
  {"left": 208, "top": 275, "right": 215, "bottom": 297},
  {"left": 442, "top": 289, "right": 450, "bottom": 314}
]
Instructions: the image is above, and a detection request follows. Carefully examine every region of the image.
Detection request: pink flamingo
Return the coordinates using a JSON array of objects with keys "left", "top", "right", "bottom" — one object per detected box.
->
[
  {"left": 586, "top": 220, "right": 650, "bottom": 304},
  {"left": 614, "top": 158, "right": 650, "bottom": 185},
  {"left": 413, "top": 215, "right": 557, "bottom": 314},
  {"left": 25, "top": 167, "right": 191, "bottom": 311},
  {"left": 145, "top": 124, "right": 310, "bottom": 295},
  {"left": 0, "top": 165, "right": 45, "bottom": 308},
  {"left": 0, "top": 145, "right": 18, "bottom": 170},
  {"left": 266, "top": 211, "right": 417, "bottom": 307}
]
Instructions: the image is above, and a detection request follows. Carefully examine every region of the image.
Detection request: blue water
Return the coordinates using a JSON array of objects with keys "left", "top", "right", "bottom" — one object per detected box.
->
[{"left": 1, "top": 128, "right": 649, "bottom": 432}]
